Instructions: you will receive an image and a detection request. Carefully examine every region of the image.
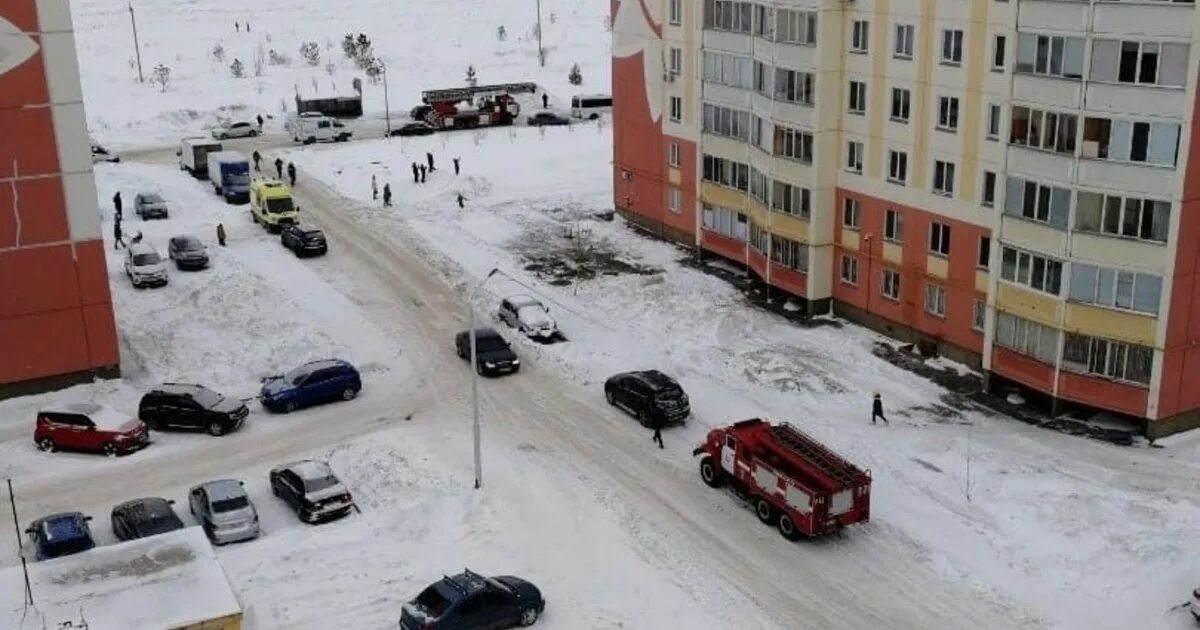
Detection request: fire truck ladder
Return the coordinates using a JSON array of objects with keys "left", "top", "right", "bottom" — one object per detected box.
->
[
  {"left": 770, "top": 424, "right": 860, "bottom": 487},
  {"left": 421, "top": 82, "right": 539, "bottom": 103}
]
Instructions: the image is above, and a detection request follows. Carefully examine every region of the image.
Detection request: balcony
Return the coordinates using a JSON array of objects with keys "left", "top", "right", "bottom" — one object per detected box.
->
[
  {"left": 1000, "top": 217, "right": 1069, "bottom": 259},
  {"left": 1005, "top": 145, "right": 1076, "bottom": 185},
  {"left": 1013, "top": 74, "right": 1082, "bottom": 110},
  {"left": 1017, "top": 1, "right": 1090, "bottom": 32},
  {"left": 1085, "top": 82, "right": 1187, "bottom": 119},
  {"left": 1092, "top": 2, "right": 1195, "bottom": 39},
  {"left": 1076, "top": 159, "right": 1179, "bottom": 198},
  {"left": 1069, "top": 232, "right": 1169, "bottom": 273}
]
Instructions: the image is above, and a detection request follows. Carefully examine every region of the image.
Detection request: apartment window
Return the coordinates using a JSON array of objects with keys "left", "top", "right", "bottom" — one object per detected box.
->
[
  {"left": 894, "top": 24, "right": 914, "bottom": 59},
  {"left": 884, "top": 209, "right": 903, "bottom": 242},
  {"left": 977, "top": 236, "right": 991, "bottom": 268},
  {"left": 749, "top": 221, "right": 769, "bottom": 252},
  {"left": 1062, "top": 334, "right": 1153, "bottom": 385},
  {"left": 1069, "top": 264, "right": 1162, "bottom": 314},
  {"left": 890, "top": 87, "right": 911, "bottom": 122},
  {"left": 971, "top": 300, "right": 986, "bottom": 331},
  {"left": 933, "top": 160, "right": 955, "bottom": 196},
  {"left": 702, "top": 203, "right": 749, "bottom": 241},
  {"left": 749, "top": 168, "right": 769, "bottom": 204},
  {"left": 776, "top": 9, "right": 818, "bottom": 45},
  {"left": 702, "top": 103, "right": 754, "bottom": 142},
  {"left": 888, "top": 150, "right": 908, "bottom": 184},
  {"left": 987, "top": 104, "right": 1001, "bottom": 140},
  {"left": 1010, "top": 106, "right": 1077, "bottom": 155},
  {"left": 1082, "top": 116, "right": 1180, "bottom": 167},
  {"left": 752, "top": 4, "right": 773, "bottom": 39},
  {"left": 702, "top": 51, "right": 753, "bottom": 89},
  {"left": 771, "top": 181, "right": 811, "bottom": 217},
  {"left": 774, "top": 125, "right": 813, "bottom": 162},
  {"left": 982, "top": 172, "right": 996, "bottom": 207},
  {"left": 995, "top": 312, "right": 1060, "bottom": 365},
  {"left": 771, "top": 236, "right": 809, "bottom": 273},
  {"left": 669, "top": 97, "right": 682, "bottom": 122},
  {"left": 669, "top": 47, "right": 683, "bottom": 75},
  {"left": 924, "top": 284, "right": 947, "bottom": 318},
  {"left": 929, "top": 222, "right": 951, "bottom": 256},
  {"left": 1075, "top": 192, "right": 1171, "bottom": 243},
  {"left": 993, "top": 35, "right": 1006, "bottom": 70},
  {"left": 848, "top": 81, "right": 867, "bottom": 114},
  {"left": 669, "top": 0, "right": 682, "bottom": 25},
  {"left": 704, "top": 0, "right": 753, "bottom": 33},
  {"left": 881, "top": 268, "right": 901, "bottom": 300},
  {"left": 1000, "top": 246, "right": 1064, "bottom": 296},
  {"left": 840, "top": 255, "right": 859, "bottom": 285},
  {"left": 1090, "top": 39, "right": 1188, "bottom": 88},
  {"left": 847, "top": 141, "right": 864, "bottom": 173},
  {"left": 851, "top": 20, "right": 870, "bottom": 53},
  {"left": 941, "top": 30, "right": 964, "bottom": 65},
  {"left": 1003, "top": 176, "right": 1070, "bottom": 229},
  {"left": 668, "top": 142, "right": 681, "bottom": 167},
  {"left": 843, "top": 198, "right": 860, "bottom": 229},
  {"left": 937, "top": 96, "right": 960, "bottom": 131},
  {"left": 774, "top": 68, "right": 815, "bottom": 105},
  {"left": 702, "top": 154, "right": 750, "bottom": 191},
  {"left": 667, "top": 187, "right": 682, "bottom": 214},
  {"left": 1016, "top": 33, "right": 1084, "bottom": 79}
]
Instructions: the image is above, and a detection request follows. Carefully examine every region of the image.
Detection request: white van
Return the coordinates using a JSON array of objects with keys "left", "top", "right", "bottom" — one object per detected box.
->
[
  {"left": 285, "top": 113, "right": 352, "bottom": 144},
  {"left": 571, "top": 94, "right": 612, "bottom": 120}
]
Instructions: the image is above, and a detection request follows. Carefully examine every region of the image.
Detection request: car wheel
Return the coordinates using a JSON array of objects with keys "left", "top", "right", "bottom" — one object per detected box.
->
[
  {"left": 755, "top": 498, "right": 775, "bottom": 524},
  {"left": 638, "top": 408, "right": 651, "bottom": 427},
  {"left": 207, "top": 422, "right": 225, "bottom": 437},
  {"left": 249, "top": 130, "right": 259, "bottom": 137},
  {"left": 589, "top": 113, "right": 600, "bottom": 120},
  {"left": 36, "top": 437, "right": 55, "bottom": 452},
  {"left": 699, "top": 456, "right": 724, "bottom": 488},
  {"left": 605, "top": 388, "right": 615, "bottom": 405},
  {"left": 520, "top": 607, "right": 539, "bottom": 626},
  {"left": 341, "top": 387, "right": 357, "bottom": 401},
  {"left": 777, "top": 514, "right": 801, "bottom": 541},
  {"left": 102, "top": 442, "right": 118, "bottom": 457},
  {"left": 283, "top": 401, "right": 297, "bottom": 413}
]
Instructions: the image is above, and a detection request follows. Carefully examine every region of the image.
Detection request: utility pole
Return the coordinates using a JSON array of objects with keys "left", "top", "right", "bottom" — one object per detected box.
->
[
  {"left": 8, "top": 479, "right": 33, "bottom": 607},
  {"left": 468, "top": 268, "right": 501, "bottom": 489},
  {"left": 128, "top": 3, "right": 144, "bottom": 83},
  {"left": 535, "top": 0, "right": 545, "bottom": 67},
  {"left": 382, "top": 63, "right": 392, "bottom": 137}
]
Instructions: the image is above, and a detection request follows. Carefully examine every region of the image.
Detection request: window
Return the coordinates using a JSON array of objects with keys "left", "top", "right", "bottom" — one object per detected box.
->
[
  {"left": 1081, "top": 116, "right": 1179, "bottom": 167},
  {"left": 993, "top": 35, "right": 1006, "bottom": 70},
  {"left": 1000, "top": 246, "right": 1064, "bottom": 296},
  {"left": 775, "top": 9, "right": 818, "bottom": 45},
  {"left": 1009, "top": 106, "right": 1077, "bottom": 155},
  {"left": 978, "top": 236, "right": 991, "bottom": 268},
  {"left": 770, "top": 236, "right": 809, "bottom": 272},
  {"left": 1062, "top": 334, "right": 1153, "bottom": 385},
  {"left": 749, "top": 221, "right": 769, "bottom": 251},
  {"left": 929, "top": 222, "right": 951, "bottom": 256},
  {"left": 924, "top": 284, "right": 947, "bottom": 318},
  {"left": 852, "top": 20, "right": 870, "bottom": 53},
  {"left": 933, "top": 160, "right": 955, "bottom": 196},
  {"left": 1068, "top": 264, "right": 1162, "bottom": 314},
  {"left": 888, "top": 150, "right": 908, "bottom": 184},
  {"left": 702, "top": 103, "right": 754, "bottom": 142},
  {"left": 749, "top": 167, "right": 768, "bottom": 203},
  {"left": 704, "top": 0, "right": 753, "bottom": 33},
  {"left": 994, "top": 312, "right": 1060, "bottom": 365},
  {"left": 668, "top": 142, "right": 680, "bottom": 167},
  {"left": 702, "top": 154, "right": 749, "bottom": 191},
  {"left": 669, "top": 47, "right": 683, "bottom": 75},
  {"left": 987, "top": 104, "right": 1001, "bottom": 140},
  {"left": 667, "top": 187, "right": 682, "bottom": 214},
  {"left": 702, "top": 51, "right": 753, "bottom": 89},
  {"left": 972, "top": 300, "right": 986, "bottom": 331},
  {"left": 1074, "top": 191, "right": 1170, "bottom": 243},
  {"left": 941, "top": 30, "right": 964, "bottom": 65},
  {"left": 1091, "top": 39, "right": 1188, "bottom": 88},
  {"left": 753, "top": 60, "right": 771, "bottom": 95},
  {"left": 881, "top": 268, "right": 901, "bottom": 300},
  {"left": 771, "top": 181, "right": 811, "bottom": 217},
  {"left": 669, "top": 96, "right": 682, "bottom": 122},
  {"left": 982, "top": 172, "right": 996, "bottom": 207},
  {"left": 1002, "top": 176, "right": 1070, "bottom": 229},
  {"left": 843, "top": 198, "right": 860, "bottom": 229},
  {"left": 890, "top": 87, "right": 911, "bottom": 122},
  {"left": 884, "top": 209, "right": 903, "bottom": 242},
  {"left": 840, "top": 255, "right": 859, "bottom": 285},
  {"left": 773, "top": 68, "right": 815, "bottom": 105},
  {"left": 847, "top": 141, "right": 864, "bottom": 173},
  {"left": 894, "top": 24, "right": 914, "bottom": 59},
  {"left": 848, "top": 81, "right": 867, "bottom": 114},
  {"left": 669, "top": 0, "right": 682, "bottom": 25},
  {"left": 1015, "top": 33, "right": 1085, "bottom": 79},
  {"left": 937, "top": 96, "right": 960, "bottom": 131},
  {"left": 702, "top": 204, "right": 749, "bottom": 241},
  {"left": 774, "top": 125, "right": 813, "bottom": 162}
]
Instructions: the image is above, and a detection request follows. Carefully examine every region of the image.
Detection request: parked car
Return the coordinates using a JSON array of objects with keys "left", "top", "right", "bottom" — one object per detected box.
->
[
  {"left": 124, "top": 242, "right": 169, "bottom": 288},
  {"left": 25, "top": 512, "right": 95, "bottom": 561},
  {"left": 138, "top": 383, "right": 249, "bottom": 436},
  {"left": 400, "top": 569, "right": 545, "bottom": 630},
  {"left": 111, "top": 497, "right": 184, "bottom": 541},
  {"left": 269, "top": 460, "right": 355, "bottom": 524},
  {"left": 497, "top": 295, "right": 558, "bottom": 340},
  {"left": 604, "top": 370, "right": 690, "bottom": 426},
  {"left": 280, "top": 223, "right": 328, "bottom": 257},
  {"left": 167, "top": 234, "right": 210, "bottom": 270},
  {"left": 134, "top": 192, "right": 169, "bottom": 219},
  {"left": 410, "top": 104, "right": 433, "bottom": 121},
  {"left": 35, "top": 403, "right": 149, "bottom": 456},
  {"left": 390, "top": 121, "right": 436, "bottom": 137},
  {"left": 91, "top": 144, "right": 120, "bottom": 164},
  {"left": 455, "top": 328, "right": 520, "bottom": 376},
  {"left": 526, "top": 112, "right": 569, "bottom": 126},
  {"left": 212, "top": 121, "right": 258, "bottom": 140},
  {"left": 259, "top": 359, "right": 362, "bottom": 413},
  {"left": 188, "top": 479, "right": 260, "bottom": 544}
]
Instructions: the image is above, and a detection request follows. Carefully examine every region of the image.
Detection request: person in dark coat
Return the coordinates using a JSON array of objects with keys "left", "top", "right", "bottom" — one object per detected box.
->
[
  {"left": 274, "top": 157, "right": 284, "bottom": 179},
  {"left": 542, "top": 93, "right": 549, "bottom": 109},
  {"left": 235, "top": 21, "right": 240, "bottom": 32},
  {"left": 456, "top": 193, "right": 465, "bottom": 209},
  {"left": 419, "top": 164, "right": 427, "bottom": 183},
  {"left": 287, "top": 162, "right": 296, "bottom": 186},
  {"left": 372, "top": 174, "right": 378, "bottom": 200},
  {"left": 452, "top": 157, "right": 460, "bottom": 175},
  {"left": 256, "top": 114, "right": 264, "bottom": 131},
  {"left": 252, "top": 150, "right": 262, "bottom": 171},
  {"left": 383, "top": 184, "right": 392, "bottom": 207},
  {"left": 426, "top": 152, "right": 435, "bottom": 171},
  {"left": 113, "top": 219, "right": 123, "bottom": 250},
  {"left": 871, "top": 393, "right": 889, "bottom": 425},
  {"left": 411, "top": 162, "right": 420, "bottom": 183},
  {"left": 651, "top": 413, "right": 664, "bottom": 449},
  {"left": 112, "top": 192, "right": 122, "bottom": 220},
  {"left": 216, "top": 223, "right": 226, "bottom": 247}
]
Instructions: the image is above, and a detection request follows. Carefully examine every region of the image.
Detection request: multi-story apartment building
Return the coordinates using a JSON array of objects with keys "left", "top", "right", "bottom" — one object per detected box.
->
[{"left": 612, "top": 0, "right": 1200, "bottom": 437}]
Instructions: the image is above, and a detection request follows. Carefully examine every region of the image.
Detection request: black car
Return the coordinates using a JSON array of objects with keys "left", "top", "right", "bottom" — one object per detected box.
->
[
  {"left": 400, "top": 569, "right": 545, "bottom": 630},
  {"left": 410, "top": 104, "right": 433, "bottom": 121},
  {"left": 110, "top": 497, "right": 184, "bottom": 541},
  {"left": 269, "top": 460, "right": 355, "bottom": 524},
  {"left": 604, "top": 370, "right": 690, "bottom": 426},
  {"left": 526, "top": 112, "right": 569, "bottom": 127},
  {"left": 455, "top": 328, "right": 520, "bottom": 376},
  {"left": 138, "top": 383, "right": 249, "bottom": 436},
  {"left": 280, "top": 223, "right": 328, "bottom": 257},
  {"left": 168, "top": 234, "right": 210, "bottom": 270},
  {"left": 390, "top": 122, "right": 436, "bottom": 137}
]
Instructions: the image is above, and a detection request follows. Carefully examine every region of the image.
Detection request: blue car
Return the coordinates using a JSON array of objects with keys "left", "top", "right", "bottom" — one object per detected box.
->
[
  {"left": 26, "top": 512, "right": 95, "bottom": 561},
  {"left": 259, "top": 359, "right": 362, "bottom": 413}
]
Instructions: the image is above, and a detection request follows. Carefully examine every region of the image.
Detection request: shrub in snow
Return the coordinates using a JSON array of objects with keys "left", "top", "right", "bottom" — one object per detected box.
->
[
  {"left": 150, "top": 63, "right": 170, "bottom": 92},
  {"left": 212, "top": 43, "right": 226, "bottom": 63},
  {"left": 300, "top": 41, "right": 320, "bottom": 67},
  {"left": 356, "top": 34, "right": 372, "bottom": 58},
  {"left": 497, "top": 25, "right": 506, "bottom": 41},
  {"left": 268, "top": 49, "right": 291, "bottom": 66},
  {"left": 568, "top": 63, "right": 582, "bottom": 85},
  {"left": 342, "top": 34, "right": 357, "bottom": 59},
  {"left": 363, "top": 57, "right": 384, "bottom": 83},
  {"left": 230, "top": 58, "right": 245, "bottom": 78},
  {"left": 465, "top": 65, "right": 477, "bottom": 87}
]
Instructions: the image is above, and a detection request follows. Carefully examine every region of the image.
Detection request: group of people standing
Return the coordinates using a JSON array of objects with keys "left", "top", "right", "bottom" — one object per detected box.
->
[{"left": 371, "top": 151, "right": 466, "bottom": 210}]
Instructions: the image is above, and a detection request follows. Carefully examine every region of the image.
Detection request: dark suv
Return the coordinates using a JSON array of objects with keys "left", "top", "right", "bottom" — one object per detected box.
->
[
  {"left": 455, "top": 328, "right": 520, "bottom": 376},
  {"left": 26, "top": 512, "right": 95, "bottom": 561},
  {"left": 138, "top": 383, "right": 249, "bottom": 436},
  {"left": 603, "top": 370, "right": 690, "bottom": 426},
  {"left": 400, "top": 569, "right": 545, "bottom": 629},
  {"left": 280, "top": 223, "right": 328, "bottom": 257}
]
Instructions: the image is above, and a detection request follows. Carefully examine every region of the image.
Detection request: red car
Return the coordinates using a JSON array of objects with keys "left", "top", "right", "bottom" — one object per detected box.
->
[{"left": 35, "top": 403, "right": 149, "bottom": 456}]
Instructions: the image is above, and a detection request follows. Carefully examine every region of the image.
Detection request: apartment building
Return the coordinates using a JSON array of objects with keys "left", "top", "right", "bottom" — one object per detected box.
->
[{"left": 611, "top": 0, "right": 1200, "bottom": 437}]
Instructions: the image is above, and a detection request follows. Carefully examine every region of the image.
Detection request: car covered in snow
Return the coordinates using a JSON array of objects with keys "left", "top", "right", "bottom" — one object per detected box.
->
[
  {"left": 280, "top": 223, "right": 328, "bottom": 257},
  {"left": 90, "top": 143, "right": 120, "bottom": 164},
  {"left": 167, "top": 234, "right": 210, "bottom": 270},
  {"left": 390, "top": 121, "right": 436, "bottom": 137},
  {"left": 134, "top": 192, "right": 169, "bottom": 219},
  {"left": 604, "top": 370, "right": 690, "bottom": 426},
  {"left": 34, "top": 403, "right": 149, "bottom": 456},
  {"left": 259, "top": 358, "right": 361, "bottom": 413},
  {"left": 269, "top": 460, "right": 355, "bottom": 524},
  {"left": 497, "top": 295, "right": 558, "bottom": 340},
  {"left": 25, "top": 512, "right": 95, "bottom": 561},
  {"left": 399, "top": 569, "right": 545, "bottom": 630},
  {"left": 124, "top": 242, "right": 169, "bottom": 288},
  {"left": 110, "top": 497, "right": 184, "bottom": 541},
  {"left": 526, "top": 111, "right": 569, "bottom": 126},
  {"left": 211, "top": 120, "right": 258, "bottom": 140},
  {"left": 138, "top": 382, "right": 248, "bottom": 436},
  {"left": 189, "top": 479, "right": 260, "bottom": 545},
  {"left": 455, "top": 327, "right": 520, "bottom": 376}
]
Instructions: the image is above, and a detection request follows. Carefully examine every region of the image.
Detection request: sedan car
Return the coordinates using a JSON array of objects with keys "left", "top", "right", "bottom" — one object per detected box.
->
[
  {"left": 35, "top": 403, "right": 149, "bottom": 456},
  {"left": 189, "top": 479, "right": 260, "bottom": 544},
  {"left": 604, "top": 370, "right": 690, "bottom": 426},
  {"left": 138, "top": 382, "right": 249, "bottom": 436},
  {"left": 26, "top": 512, "right": 95, "bottom": 561},
  {"left": 390, "top": 121, "right": 436, "bottom": 137},
  {"left": 527, "top": 112, "right": 569, "bottom": 126},
  {"left": 91, "top": 144, "right": 120, "bottom": 164},
  {"left": 135, "top": 192, "right": 169, "bottom": 219},
  {"left": 399, "top": 569, "right": 545, "bottom": 630},
  {"left": 168, "top": 234, "right": 210, "bottom": 270},
  {"left": 498, "top": 295, "right": 558, "bottom": 340},
  {"left": 270, "top": 460, "right": 355, "bottom": 524},
  {"left": 212, "top": 121, "right": 258, "bottom": 139},
  {"left": 111, "top": 497, "right": 184, "bottom": 541},
  {"left": 125, "top": 242, "right": 169, "bottom": 288},
  {"left": 455, "top": 328, "right": 519, "bottom": 376},
  {"left": 259, "top": 358, "right": 361, "bottom": 413},
  {"left": 280, "top": 223, "right": 328, "bottom": 257}
]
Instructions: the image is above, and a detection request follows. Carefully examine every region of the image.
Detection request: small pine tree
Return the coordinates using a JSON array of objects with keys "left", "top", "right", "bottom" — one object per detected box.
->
[
  {"left": 342, "top": 33, "right": 357, "bottom": 59},
  {"left": 212, "top": 43, "right": 225, "bottom": 62},
  {"left": 150, "top": 63, "right": 170, "bottom": 92},
  {"left": 355, "top": 34, "right": 372, "bottom": 59},
  {"left": 364, "top": 57, "right": 384, "bottom": 83},
  {"left": 568, "top": 63, "right": 583, "bottom": 86},
  {"left": 300, "top": 41, "right": 320, "bottom": 67},
  {"left": 465, "top": 65, "right": 478, "bottom": 87},
  {"left": 497, "top": 25, "right": 506, "bottom": 41},
  {"left": 230, "top": 58, "right": 245, "bottom": 78}
]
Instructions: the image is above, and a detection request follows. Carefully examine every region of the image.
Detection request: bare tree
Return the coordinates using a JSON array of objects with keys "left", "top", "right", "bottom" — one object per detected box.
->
[
  {"left": 150, "top": 63, "right": 170, "bottom": 92},
  {"left": 230, "top": 58, "right": 245, "bottom": 78},
  {"left": 212, "top": 43, "right": 226, "bottom": 63},
  {"left": 300, "top": 41, "right": 320, "bottom": 67}
]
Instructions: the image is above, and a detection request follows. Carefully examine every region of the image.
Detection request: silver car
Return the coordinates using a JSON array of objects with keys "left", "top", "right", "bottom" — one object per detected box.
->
[
  {"left": 498, "top": 295, "right": 559, "bottom": 340},
  {"left": 212, "top": 121, "right": 258, "bottom": 140},
  {"left": 134, "top": 192, "right": 169, "bottom": 219},
  {"left": 188, "top": 479, "right": 260, "bottom": 544}
]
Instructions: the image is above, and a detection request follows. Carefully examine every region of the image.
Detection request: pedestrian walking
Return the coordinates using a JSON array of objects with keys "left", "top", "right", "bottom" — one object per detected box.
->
[
  {"left": 411, "top": 162, "right": 420, "bottom": 183},
  {"left": 246, "top": 22, "right": 250, "bottom": 32},
  {"left": 235, "top": 21, "right": 240, "bottom": 33},
  {"left": 113, "top": 220, "right": 123, "bottom": 250},
  {"left": 419, "top": 164, "right": 427, "bottom": 183},
  {"left": 274, "top": 157, "right": 284, "bottom": 179},
  {"left": 453, "top": 157, "right": 461, "bottom": 175},
  {"left": 383, "top": 184, "right": 392, "bottom": 207},
  {"left": 426, "top": 152, "right": 435, "bottom": 171},
  {"left": 287, "top": 162, "right": 296, "bottom": 187},
  {"left": 112, "top": 191, "right": 122, "bottom": 220},
  {"left": 252, "top": 150, "right": 262, "bottom": 172},
  {"left": 871, "top": 393, "right": 889, "bottom": 425},
  {"left": 256, "top": 114, "right": 264, "bottom": 131},
  {"left": 216, "top": 223, "right": 227, "bottom": 247},
  {"left": 372, "top": 174, "right": 378, "bottom": 200},
  {"left": 651, "top": 414, "right": 665, "bottom": 449},
  {"left": 456, "top": 193, "right": 465, "bottom": 209},
  {"left": 542, "top": 93, "right": 549, "bottom": 109}
]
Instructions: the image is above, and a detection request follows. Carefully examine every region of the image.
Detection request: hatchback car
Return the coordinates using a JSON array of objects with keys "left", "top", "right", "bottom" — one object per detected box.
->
[
  {"left": 26, "top": 512, "right": 95, "bottom": 561},
  {"left": 188, "top": 479, "right": 260, "bottom": 544},
  {"left": 527, "top": 112, "right": 569, "bottom": 126},
  {"left": 270, "top": 460, "right": 355, "bottom": 524},
  {"left": 111, "top": 497, "right": 184, "bottom": 541},
  {"left": 212, "top": 121, "right": 258, "bottom": 139},
  {"left": 134, "top": 192, "right": 169, "bottom": 219},
  {"left": 390, "top": 121, "right": 436, "bottom": 137},
  {"left": 399, "top": 569, "right": 545, "bottom": 630},
  {"left": 455, "top": 328, "right": 520, "bottom": 376},
  {"left": 280, "top": 223, "right": 328, "bottom": 257},
  {"left": 138, "top": 383, "right": 249, "bottom": 436},
  {"left": 167, "top": 234, "right": 210, "bottom": 270},
  {"left": 125, "top": 242, "right": 169, "bottom": 288},
  {"left": 498, "top": 295, "right": 558, "bottom": 340},
  {"left": 604, "top": 370, "right": 690, "bottom": 426},
  {"left": 35, "top": 403, "right": 149, "bottom": 456},
  {"left": 259, "top": 358, "right": 362, "bottom": 413}
]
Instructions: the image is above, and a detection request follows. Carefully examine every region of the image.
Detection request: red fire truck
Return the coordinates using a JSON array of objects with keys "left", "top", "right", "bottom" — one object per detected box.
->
[
  {"left": 419, "top": 82, "right": 539, "bottom": 130},
  {"left": 693, "top": 419, "right": 872, "bottom": 539}
]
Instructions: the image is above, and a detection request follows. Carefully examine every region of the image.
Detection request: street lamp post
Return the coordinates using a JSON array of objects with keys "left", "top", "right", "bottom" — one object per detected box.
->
[
  {"left": 468, "top": 268, "right": 501, "bottom": 489},
  {"left": 382, "top": 63, "right": 392, "bottom": 137}
]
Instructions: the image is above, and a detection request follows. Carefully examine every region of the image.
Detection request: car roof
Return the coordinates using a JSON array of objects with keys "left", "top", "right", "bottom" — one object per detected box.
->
[
  {"left": 629, "top": 370, "right": 680, "bottom": 391},
  {"left": 440, "top": 570, "right": 491, "bottom": 598},
  {"left": 150, "top": 382, "right": 209, "bottom": 396},
  {"left": 293, "top": 223, "right": 322, "bottom": 232},
  {"left": 139, "top": 192, "right": 163, "bottom": 199},
  {"left": 171, "top": 234, "right": 201, "bottom": 243},
  {"left": 34, "top": 512, "right": 88, "bottom": 540},
  {"left": 280, "top": 459, "right": 334, "bottom": 480},
  {"left": 462, "top": 327, "right": 502, "bottom": 339},
  {"left": 113, "top": 497, "right": 173, "bottom": 518},
  {"left": 198, "top": 479, "right": 246, "bottom": 500},
  {"left": 506, "top": 294, "right": 541, "bottom": 307},
  {"left": 39, "top": 403, "right": 132, "bottom": 429},
  {"left": 128, "top": 242, "right": 157, "bottom": 255},
  {"left": 296, "top": 358, "right": 350, "bottom": 372}
]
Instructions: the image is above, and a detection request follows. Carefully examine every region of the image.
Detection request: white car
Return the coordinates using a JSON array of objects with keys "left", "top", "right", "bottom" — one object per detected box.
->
[
  {"left": 124, "top": 242, "right": 168, "bottom": 288},
  {"left": 498, "top": 295, "right": 558, "bottom": 340},
  {"left": 211, "top": 121, "right": 258, "bottom": 140}
]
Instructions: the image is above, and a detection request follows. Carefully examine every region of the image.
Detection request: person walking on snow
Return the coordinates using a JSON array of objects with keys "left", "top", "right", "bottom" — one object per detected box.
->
[
  {"left": 871, "top": 393, "right": 889, "bottom": 425},
  {"left": 113, "top": 219, "right": 123, "bottom": 250},
  {"left": 411, "top": 162, "right": 420, "bottom": 183},
  {"left": 256, "top": 114, "right": 264, "bottom": 132},
  {"left": 453, "top": 157, "right": 461, "bottom": 175},
  {"left": 112, "top": 191, "right": 122, "bottom": 221},
  {"left": 418, "top": 164, "right": 427, "bottom": 183},
  {"left": 456, "top": 193, "right": 466, "bottom": 209},
  {"left": 274, "top": 157, "right": 284, "bottom": 179},
  {"left": 235, "top": 21, "right": 240, "bottom": 32},
  {"left": 216, "top": 223, "right": 227, "bottom": 247},
  {"left": 383, "top": 184, "right": 392, "bottom": 207},
  {"left": 651, "top": 413, "right": 665, "bottom": 449},
  {"left": 287, "top": 162, "right": 296, "bottom": 187},
  {"left": 426, "top": 152, "right": 435, "bottom": 171},
  {"left": 542, "top": 93, "right": 549, "bottom": 109},
  {"left": 252, "top": 150, "right": 262, "bottom": 172},
  {"left": 372, "top": 174, "right": 378, "bottom": 200}
]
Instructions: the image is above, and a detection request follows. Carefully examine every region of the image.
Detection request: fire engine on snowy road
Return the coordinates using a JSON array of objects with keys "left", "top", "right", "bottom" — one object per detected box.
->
[
  {"left": 693, "top": 419, "right": 872, "bottom": 539},
  {"left": 418, "top": 82, "right": 538, "bottom": 130}
]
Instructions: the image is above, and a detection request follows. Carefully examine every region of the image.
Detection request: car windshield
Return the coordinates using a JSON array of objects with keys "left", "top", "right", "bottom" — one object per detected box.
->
[
  {"left": 192, "top": 387, "right": 224, "bottom": 408},
  {"left": 211, "top": 495, "right": 248, "bottom": 512},
  {"left": 415, "top": 586, "right": 452, "bottom": 616},
  {"left": 655, "top": 388, "right": 683, "bottom": 400},
  {"left": 133, "top": 253, "right": 161, "bottom": 265},
  {"left": 266, "top": 198, "right": 295, "bottom": 214},
  {"left": 140, "top": 515, "right": 182, "bottom": 536},
  {"left": 142, "top": 194, "right": 163, "bottom": 203},
  {"left": 305, "top": 475, "right": 340, "bottom": 492},
  {"left": 476, "top": 337, "right": 508, "bottom": 352},
  {"left": 43, "top": 536, "right": 89, "bottom": 558},
  {"left": 179, "top": 238, "right": 203, "bottom": 251},
  {"left": 284, "top": 367, "right": 311, "bottom": 385}
]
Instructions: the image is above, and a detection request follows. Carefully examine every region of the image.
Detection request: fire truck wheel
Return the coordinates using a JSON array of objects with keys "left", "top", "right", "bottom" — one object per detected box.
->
[
  {"left": 755, "top": 498, "right": 775, "bottom": 524},
  {"left": 699, "top": 456, "right": 724, "bottom": 488},
  {"left": 777, "top": 514, "right": 801, "bottom": 541}
]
